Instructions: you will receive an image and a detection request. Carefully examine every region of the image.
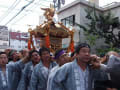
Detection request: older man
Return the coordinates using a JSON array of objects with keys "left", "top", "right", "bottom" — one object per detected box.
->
[
  {"left": 47, "top": 49, "right": 69, "bottom": 90},
  {"left": 91, "top": 51, "right": 120, "bottom": 90},
  {"left": 51, "top": 43, "right": 106, "bottom": 90}
]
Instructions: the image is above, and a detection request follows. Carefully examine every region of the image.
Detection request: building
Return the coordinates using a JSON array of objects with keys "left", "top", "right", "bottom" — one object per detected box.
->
[
  {"left": 57, "top": 0, "right": 120, "bottom": 51},
  {"left": 9, "top": 32, "right": 28, "bottom": 51},
  {"left": 0, "top": 26, "right": 9, "bottom": 51},
  {"left": 9, "top": 31, "right": 41, "bottom": 51}
]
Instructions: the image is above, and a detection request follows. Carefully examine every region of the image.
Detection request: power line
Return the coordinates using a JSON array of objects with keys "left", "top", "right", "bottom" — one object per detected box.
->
[
  {"left": 0, "top": 4, "right": 39, "bottom": 13},
  {"left": 10, "top": 0, "right": 52, "bottom": 25},
  {"left": 0, "top": 0, "right": 21, "bottom": 23},
  {"left": 5, "top": 0, "right": 35, "bottom": 25},
  {"left": 10, "top": 0, "right": 43, "bottom": 25}
]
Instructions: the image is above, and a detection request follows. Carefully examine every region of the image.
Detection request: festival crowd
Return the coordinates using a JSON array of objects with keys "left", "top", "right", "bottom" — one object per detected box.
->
[{"left": 0, "top": 43, "right": 120, "bottom": 90}]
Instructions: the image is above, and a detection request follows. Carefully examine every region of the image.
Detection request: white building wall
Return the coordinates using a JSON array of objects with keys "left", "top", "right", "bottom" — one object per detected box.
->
[
  {"left": 58, "top": 4, "right": 81, "bottom": 47},
  {"left": 0, "top": 40, "right": 9, "bottom": 51},
  {"left": 10, "top": 39, "right": 28, "bottom": 51},
  {"left": 57, "top": 0, "right": 112, "bottom": 52},
  {"left": 0, "top": 26, "right": 9, "bottom": 51}
]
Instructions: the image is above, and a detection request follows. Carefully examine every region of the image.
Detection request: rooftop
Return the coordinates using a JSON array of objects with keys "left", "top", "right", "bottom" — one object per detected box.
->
[{"left": 58, "top": 0, "right": 120, "bottom": 13}]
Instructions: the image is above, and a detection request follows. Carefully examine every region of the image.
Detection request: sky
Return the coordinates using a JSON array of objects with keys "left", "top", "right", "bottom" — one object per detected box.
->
[{"left": 0, "top": 0, "right": 120, "bottom": 32}]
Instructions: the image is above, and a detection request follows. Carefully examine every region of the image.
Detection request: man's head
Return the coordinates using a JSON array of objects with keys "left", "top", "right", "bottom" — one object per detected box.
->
[
  {"left": 0, "top": 52, "right": 8, "bottom": 66},
  {"left": 55, "top": 49, "right": 68, "bottom": 66},
  {"left": 20, "top": 49, "right": 29, "bottom": 58},
  {"left": 39, "top": 47, "right": 50, "bottom": 61},
  {"left": 29, "top": 50, "right": 40, "bottom": 64},
  {"left": 4, "top": 48, "right": 11, "bottom": 56},
  {"left": 8, "top": 49, "right": 18, "bottom": 61},
  {"left": 105, "top": 51, "right": 120, "bottom": 61},
  {"left": 106, "top": 51, "right": 119, "bottom": 57},
  {"left": 70, "top": 51, "right": 76, "bottom": 61},
  {"left": 75, "top": 43, "right": 91, "bottom": 63}
]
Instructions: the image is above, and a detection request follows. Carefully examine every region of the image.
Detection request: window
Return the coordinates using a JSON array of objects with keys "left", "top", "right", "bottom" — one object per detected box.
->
[
  {"left": 18, "top": 46, "right": 21, "bottom": 48},
  {"left": 2, "top": 31, "right": 8, "bottom": 35},
  {"left": 61, "top": 19, "right": 66, "bottom": 25},
  {"left": 25, "top": 46, "right": 28, "bottom": 48},
  {"left": 11, "top": 45, "right": 14, "bottom": 48},
  {"left": 61, "top": 15, "right": 75, "bottom": 27},
  {"left": 3, "top": 43, "right": 7, "bottom": 46},
  {"left": 0, "top": 37, "right": 2, "bottom": 40}
]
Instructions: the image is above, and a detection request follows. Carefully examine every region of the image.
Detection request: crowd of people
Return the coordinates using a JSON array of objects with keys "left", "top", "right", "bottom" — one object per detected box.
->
[{"left": 0, "top": 43, "right": 120, "bottom": 90}]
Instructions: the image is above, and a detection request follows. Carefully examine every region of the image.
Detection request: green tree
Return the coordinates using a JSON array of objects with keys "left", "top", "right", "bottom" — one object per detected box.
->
[{"left": 76, "top": 7, "right": 120, "bottom": 48}]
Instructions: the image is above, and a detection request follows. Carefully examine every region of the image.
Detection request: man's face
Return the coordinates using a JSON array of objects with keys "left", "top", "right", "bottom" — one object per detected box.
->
[
  {"left": 22, "top": 49, "right": 29, "bottom": 57},
  {"left": 58, "top": 53, "right": 69, "bottom": 66},
  {"left": 31, "top": 52, "right": 40, "bottom": 63},
  {"left": 0, "top": 54, "right": 8, "bottom": 66},
  {"left": 77, "top": 47, "right": 90, "bottom": 63},
  {"left": 12, "top": 51, "right": 18, "bottom": 60},
  {"left": 41, "top": 51, "right": 50, "bottom": 61}
]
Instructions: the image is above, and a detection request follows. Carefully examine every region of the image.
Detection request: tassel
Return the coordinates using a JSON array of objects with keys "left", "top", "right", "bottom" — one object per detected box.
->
[
  {"left": 28, "top": 39, "right": 31, "bottom": 50},
  {"left": 70, "top": 40, "right": 74, "bottom": 52}
]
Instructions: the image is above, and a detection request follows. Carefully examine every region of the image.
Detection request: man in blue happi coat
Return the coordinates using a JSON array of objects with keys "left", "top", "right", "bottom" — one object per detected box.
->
[
  {"left": 30, "top": 47, "right": 57, "bottom": 90},
  {"left": 52, "top": 43, "right": 107, "bottom": 90}
]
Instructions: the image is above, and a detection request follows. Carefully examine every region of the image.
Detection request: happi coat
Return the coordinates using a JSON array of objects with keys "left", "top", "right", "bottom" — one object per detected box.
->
[
  {"left": 0, "top": 60, "right": 24, "bottom": 90},
  {"left": 30, "top": 61, "right": 57, "bottom": 90},
  {"left": 100, "top": 55, "right": 120, "bottom": 88},
  {"left": 47, "top": 65, "right": 60, "bottom": 90},
  {"left": 52, "top": 59, "right": 107, "bottom": 90},
  {"left": 18, "top": 61, "right": 34, "bottom": 90}
]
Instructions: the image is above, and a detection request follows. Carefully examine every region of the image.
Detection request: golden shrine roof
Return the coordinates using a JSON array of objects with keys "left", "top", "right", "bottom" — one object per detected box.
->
[{"left": 33, "top": 21, "right": 70, "bottom": 38}]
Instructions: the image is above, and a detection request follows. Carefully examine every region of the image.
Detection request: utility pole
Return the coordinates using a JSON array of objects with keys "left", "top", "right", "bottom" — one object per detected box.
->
[
  {"left": 53, "top": 0, "right": 65, "bottom": 10},
  {"left": 58, "top": 0, "right": 61, "bottom": 10}
]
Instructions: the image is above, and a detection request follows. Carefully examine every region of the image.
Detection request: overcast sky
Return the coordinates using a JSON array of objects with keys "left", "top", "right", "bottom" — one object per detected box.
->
[{"left": 0, "top": 0, "right": 120, "bottom": 32}]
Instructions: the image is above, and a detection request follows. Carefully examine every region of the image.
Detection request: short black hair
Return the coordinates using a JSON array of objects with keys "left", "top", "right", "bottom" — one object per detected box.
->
[
  {"left": 19, "top": 50, "right": 23, "bottom": 54},
  {"left": 8, "top": 49, "right": 17, "bottom": 61},
  {"left": 39, "top": 47, "right": 50, "bottom": 56},
  {"left": 71, "top": 51, "right": 76, "bottom": 57},
  {"left": 29, "top": 50, "right": 39, "bottom": 59},
  {"left": 0, "top": 52, "right": 7, "bottom": 55},
  {"left": 75, "top": 43, "right": 90, "bottom": 54}
]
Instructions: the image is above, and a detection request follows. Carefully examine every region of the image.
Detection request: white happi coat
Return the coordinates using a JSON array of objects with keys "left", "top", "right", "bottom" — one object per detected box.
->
[{"left": 47, "top": 65, "right": 59, "bottom": 90}]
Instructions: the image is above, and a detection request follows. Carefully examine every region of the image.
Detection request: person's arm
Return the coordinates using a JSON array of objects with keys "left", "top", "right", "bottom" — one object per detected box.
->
[
  {"left": 100, "top": 55, "right": 120, "bottom": 73},
  {"left": 8, "top": 56, "right": 30, "bottom": 72},
  {"left": 8, "top": 60, "right": 25, "bottom": 72}
]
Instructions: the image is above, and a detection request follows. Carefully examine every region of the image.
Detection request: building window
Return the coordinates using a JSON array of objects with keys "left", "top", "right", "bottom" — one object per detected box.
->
[
  {"left": 11, "top": 45, "right": 14, "bottom": 48},
  {"left": 2, "top": 32, "right": 8, "bottom": 35},
  {"left": 3, "top": 43, "right": 7, "bottom": 46},
  {"left": 61, "top": 15, "right": 75, "bottom": 27},
  {"left": 18, "top": 46, "right": 21, "bottom": 48},
  {"left": 25, "top": 46, "right": 28, "bottom": 48}
]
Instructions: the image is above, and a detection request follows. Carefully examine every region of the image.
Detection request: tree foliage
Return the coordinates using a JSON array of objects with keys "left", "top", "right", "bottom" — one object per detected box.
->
[{"left": 76, "top": 7, "right": 120, "bottom": 48}]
